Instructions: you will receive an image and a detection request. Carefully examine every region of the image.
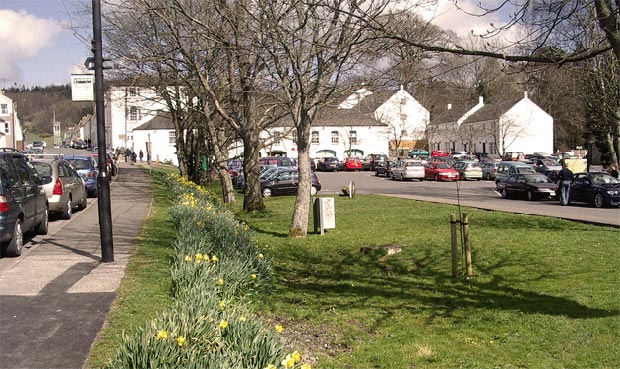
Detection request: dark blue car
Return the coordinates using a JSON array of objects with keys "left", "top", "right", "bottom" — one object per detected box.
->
[
  {"left": 569, "top": 172, "right": 620, "bottom": 208},
  {"left": 64, "top": 155, "right": 99, "bottom": 197}
]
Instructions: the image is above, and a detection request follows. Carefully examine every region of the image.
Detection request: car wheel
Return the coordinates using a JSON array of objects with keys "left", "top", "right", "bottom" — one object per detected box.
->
[
  {"left": 5, "top": 219, "right": 23, "bottom": 257},
  {"left": 310, "top": 186, "right": 318, "bottom": 196},
  {"left": 61, "top": 196, "right": 73, "bottom": 220},
  {"left": 434, "top": 174, "right": 439, "bottom": 181},
  {"left": 495, "top": 181, "right": 501, "bottom": 190},
  {"left": 593, "top": 193, "right": 605, "bottom": 208},
  {"left": 262, "top": 187, "right": 272, "bottom": 198},
  {"left": 37, "top": 206, "right": 49, "bottom": 235},
  {"left": 501, "top": 189, "right": 509, "bottom": 199},
  {"left": 374, "top": 171, "right": 379, "bottom": 176},
  {"left": 527, "top": 190, "right": 535, "bottom": 201}
]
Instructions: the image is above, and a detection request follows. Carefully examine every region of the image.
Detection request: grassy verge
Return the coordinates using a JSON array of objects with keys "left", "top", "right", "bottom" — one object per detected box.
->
[
  {"left": 85, "top": 170, "right": 176, "bottom": 369},
  {"left": 87, "top": 171, "right": 619, "bottom": 368},
  {"left": 232, "top": 194, "right": 619, "bottom": 368}
]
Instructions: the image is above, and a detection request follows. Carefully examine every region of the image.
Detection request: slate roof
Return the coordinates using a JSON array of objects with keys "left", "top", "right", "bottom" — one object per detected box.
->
[
  {"left": 429, "top": 106, "right": 470, "bottom": 126},
  {"left": 134, "top": 113, "right": 174, "bottom": 130}
]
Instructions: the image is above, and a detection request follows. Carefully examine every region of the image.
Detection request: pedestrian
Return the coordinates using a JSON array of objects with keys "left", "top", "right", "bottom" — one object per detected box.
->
[
  {"left": 139, "top": 150, "right": 144, "bottom": 162},
  {"left": 610, "top": 165, "right": 619, "bottom": 179},
  {"left": 124, "top": 148, "right": 130, "bottom": 162},
  {"left": 131, "top": 151, "right": 137, "bottom": 163},
  {"left": 557, "top": 162, "right": 574, "bottom": 206}
]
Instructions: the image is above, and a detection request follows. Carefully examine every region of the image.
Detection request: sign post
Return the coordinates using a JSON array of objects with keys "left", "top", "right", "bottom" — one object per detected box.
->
[{"left": 313, "top": 197, "right": 335, "bottom": 235}]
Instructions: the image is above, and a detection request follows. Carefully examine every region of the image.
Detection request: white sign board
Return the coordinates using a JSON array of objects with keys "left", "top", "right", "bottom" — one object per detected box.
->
[
  {"left": 71, "top": 74, "right": 94, "bottom": 101},
  {"left": 314, "top": 197, "right": 335, "bottom": 234}
]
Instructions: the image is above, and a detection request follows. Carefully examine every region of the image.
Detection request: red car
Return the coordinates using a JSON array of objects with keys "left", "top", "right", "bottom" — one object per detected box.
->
[
  {"left": 425, "top": 162, "right": 460, "bottom": 181},
  {"left": 341, "top": 157, "right": 363, "bottom": 171}
]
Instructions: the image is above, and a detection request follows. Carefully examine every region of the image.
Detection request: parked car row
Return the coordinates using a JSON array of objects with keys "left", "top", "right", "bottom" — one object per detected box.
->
[{"left": 315, "top": 157, "right": 363, "bottom": 172}]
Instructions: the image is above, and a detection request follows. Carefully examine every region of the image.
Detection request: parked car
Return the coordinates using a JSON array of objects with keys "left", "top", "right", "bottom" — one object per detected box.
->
[
  {"left": 498, "top": 173, "right": 558, "bottom": 201},
  {"left": 341, "top": 157, "right": 363, "bottom": 171},
  {"left": 375, "top": 159, "right": 396, "bottom": 177},
  {"left": 424, "top": 162, "right": 460, "bottom": 181},
  {"left": 453, "top": 161, "right": 483, "bottom": 180},
  {"left": 71, "top": 140, "right": 88, "bottom": 150},
  {"left": 260, "top": 169, "right": 321, "bottom": 197},
  {"left": 390, "top": 159, "right": 425, "bottom": 181},
  {"left": 568, "top": 172, "right": 620, "bottom": 208},
  {"left": 30, "top": 158, "right": 88, "bottom": 219},
  {"left": 64, "top": 155, "right": 99, "bottom": 197},
  {"left": 258, "top": 156, "right": 295, "bottom": 169},
  {"left": 316, "top": 157, "right": 340, "bottom": 172},
  {"left": 362, "top": 154, "right": 389, "bottom": 171},
  {"left": 0, "top": 149, "right": 49, "bottom": 257},
  {"left": 495, "top": 161, "right": 536, "bottom": 189},
  {"left": 90, "top": 152, "right": 118, "bottom": 176},
  {"left": 481, "top": 161, "right": 499, "bottom": 180},
  {"left": 428, "top": 156, "right": 455, "bottom": 167}
]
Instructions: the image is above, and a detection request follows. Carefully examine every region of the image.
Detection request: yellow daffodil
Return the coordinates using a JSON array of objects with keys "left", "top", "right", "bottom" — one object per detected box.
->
[
  {"left": 275, "top": 324, "right": 283, "bottom": 333},
  {"left": 217, "top": 278, "right": 224, "bottom": 286},
  {"left": 156, "top": 330, "right": 168, "bottom": 339},
  {"left": 195, "top": 253, "right": 203, "bottom": 261},
  {"left": 281, "top": 354, "right": 295, "bottom": 368},
  {"left": 177, "top": 336, "right": 187, "bottom": 346},
  {"left": 291, "top": 351, "right": 301, "bottom": 363},
  {"left": 258, "top": 253, "right": 264, "bottom": 259},
  {"left": 184, "top": 255, "right": 192, "bottom": 262},
  {"left": 220, "top": 301, "right": 226, "bottom": 310},
  {"left": 239, "top": 316, "right": 247, "bottom": 322},
  {"left": 251, "top": 274, "right": 257, "bottom": 280},
  {"left": 300, "top": 364, "right": 312, "bottom": 369},
  {"left": 211, "top": 255, "right": 218, "bottom": 263},
  {"left": 219, "top": 320, "right": 228, "bottom": 329}
]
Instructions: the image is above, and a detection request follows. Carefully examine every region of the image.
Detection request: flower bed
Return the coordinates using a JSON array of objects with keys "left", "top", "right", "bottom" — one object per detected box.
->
[{"left": 103, "top": 174, "right": 310, "bottom": 369}]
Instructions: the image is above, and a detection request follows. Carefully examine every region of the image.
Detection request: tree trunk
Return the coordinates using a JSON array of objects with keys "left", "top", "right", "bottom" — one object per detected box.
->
[
  {"left": 289, "top": 123, "right": 312, "bottom": 238},
  {"left": 242, "top": 129, "right": 265, "bottom": 212}
]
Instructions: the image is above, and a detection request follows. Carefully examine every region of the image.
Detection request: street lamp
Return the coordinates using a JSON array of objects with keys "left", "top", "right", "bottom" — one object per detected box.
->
[{"left": 91, "top": 0, "right": 114, "bottom": 262}]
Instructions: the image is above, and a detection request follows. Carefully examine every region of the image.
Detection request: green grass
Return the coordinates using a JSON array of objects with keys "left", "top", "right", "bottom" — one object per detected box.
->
[
  {"left": 85, "top": 170, "right": 177, "bottom": 369},
  {"left": 231, "top": 194, "right": 620, "bottom": 369},
  {"left": 87, "top": 171, "right": 619, "bottom": 368}
]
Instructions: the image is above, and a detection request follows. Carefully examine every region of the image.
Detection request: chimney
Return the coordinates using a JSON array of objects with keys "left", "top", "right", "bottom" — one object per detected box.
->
[
  {"left": 447, "top": 103, "right": 452, "bottom": 110},
  {"left": 479, "top": 96, "right": 484, "bottom": 105},
  {"left": 524, "top": 91, "right": 528, "bottom": 99}
]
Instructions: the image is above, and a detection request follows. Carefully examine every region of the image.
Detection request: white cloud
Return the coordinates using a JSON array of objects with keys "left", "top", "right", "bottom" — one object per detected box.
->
[{"left": 0, "top": 9, "right": 64, "bottom": 83}]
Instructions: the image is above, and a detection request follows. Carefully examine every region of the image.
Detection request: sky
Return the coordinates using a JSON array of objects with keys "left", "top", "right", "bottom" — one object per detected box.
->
[{"left": 0, "top": 0, "right": 515, "bottom": 89}]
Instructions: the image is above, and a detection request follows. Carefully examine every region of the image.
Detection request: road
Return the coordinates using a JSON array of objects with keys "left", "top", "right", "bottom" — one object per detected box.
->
[{"left": 313, "top": 170, "right": 620, "bottom": 227}]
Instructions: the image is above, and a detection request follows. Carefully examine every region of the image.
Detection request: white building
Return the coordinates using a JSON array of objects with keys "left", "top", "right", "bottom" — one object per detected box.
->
[
  {"left": 104, "top": 86, "right": 430, "bottom": 164},
  {"left": 429, "top": 93, "right": 553, "bottom": 157},
  {"left": 0, "top": 91, "right": 23, "bottom": 150}
]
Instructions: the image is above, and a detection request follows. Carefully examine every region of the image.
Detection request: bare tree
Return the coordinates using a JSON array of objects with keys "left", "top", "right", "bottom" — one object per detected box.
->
[{"left": 258, "top": 0, "right": 391, "bottom": 237}]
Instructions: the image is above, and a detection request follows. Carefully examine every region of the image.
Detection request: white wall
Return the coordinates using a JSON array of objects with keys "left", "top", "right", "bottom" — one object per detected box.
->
[
  {"left": 133, "top": 129, "right": 179, "bottom": 166},
  {"left": 499, "top": 98, "right": 553, "bottom": 154},
  {"left": 374, "top": 89, "right": 430, "bottom": 141}
]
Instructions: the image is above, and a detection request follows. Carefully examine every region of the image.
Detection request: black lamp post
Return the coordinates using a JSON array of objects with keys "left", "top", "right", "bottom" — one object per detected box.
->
[{"left": 92, "top": 0, "right": 114, "bottom": 262}]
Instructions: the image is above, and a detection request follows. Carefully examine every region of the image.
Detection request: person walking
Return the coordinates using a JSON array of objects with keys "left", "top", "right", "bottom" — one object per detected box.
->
[
  {"left": 557, "top": 162, "right": 574, "bottom": 206},
  {"left": 139, "top": 150, "right": 144, "bottom": 162}
]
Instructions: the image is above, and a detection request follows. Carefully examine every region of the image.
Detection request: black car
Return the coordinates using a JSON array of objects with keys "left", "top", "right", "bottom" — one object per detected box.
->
[
  {"left": 569, "top": 172, "right": 620, "bottom": 208},
  {"left": 316, "top": 157, "right": 340, "bottom": 172},
  {"left": 498, "top": 173, "right": 558, "bottom": 201},
  {"left": 260, "top": 169, "right": 321, "bottom": 197},
  {"left": 0, "top": 149, "right": 49, "bottom": 257}
]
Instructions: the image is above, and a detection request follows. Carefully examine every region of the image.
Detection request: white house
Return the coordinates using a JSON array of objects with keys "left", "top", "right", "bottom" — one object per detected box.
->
[
  {"left": 429, "top": 92, "right": 553, "bottom": 157},
  {"left": 0, "top": 91, "right": 23, "bottom": 150},
  {"left": 104, "top": 85, "right": 430, "bottom": 164}
]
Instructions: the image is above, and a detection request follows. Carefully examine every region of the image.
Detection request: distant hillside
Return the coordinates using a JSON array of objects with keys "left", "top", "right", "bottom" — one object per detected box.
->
[{"left": 4, "top": 85, "right": 93, "bottom": 137}]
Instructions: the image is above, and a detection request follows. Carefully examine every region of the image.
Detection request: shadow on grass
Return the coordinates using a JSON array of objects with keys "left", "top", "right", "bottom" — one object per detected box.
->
[{"left": 272, "top": 248, "right": 619, "bottom": 322}]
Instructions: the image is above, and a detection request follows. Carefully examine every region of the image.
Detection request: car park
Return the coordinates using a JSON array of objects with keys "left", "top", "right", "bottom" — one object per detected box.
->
[
  {"left": 260, "top": 169, "right": 321, "bottom": 197},
  {"left": 362, "top": 154, "right": 388, "bottom": 171},
  {"left": 316, "top": 157, "right": 340, "bottom": 172},
  {"left": 569, "top": 172, "right": 620, "bottom": 208},
  {"left": 424, "top": 162, "right": 460, "bottom": 181},
  {"left": 341, "top": 157, "right": 363, "bottom": 171},
  {"left": 0, "top": 149, "right": 49, "bottom": 257},
  {"left": 64, "top": 155, "right": 99, "bottom": 197},
  {"left": 495, "top": 161, "right": 536, "bottom": 189},
  {"left": 481, "top": 161, "right": 499, "bottom": 180},
  {"left": 390, "top": 159, "right": 425, "bottom": 181},
  {"left": 30, "top": 158, "right": 88, "bottom": 219},
  {"left": 498, "top": 173, "right": 558, "bottom": 201},
  {"left": 453, "top": 161, "right": 483, "bottom": 180}
]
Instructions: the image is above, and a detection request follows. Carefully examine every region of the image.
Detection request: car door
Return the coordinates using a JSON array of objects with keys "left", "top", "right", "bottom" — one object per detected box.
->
[
  {"left": 570, "top": 173, "right": 589, "bottom": 203},
  {"left": 13, "top": 156, "right": 39, "bottom": 230}
]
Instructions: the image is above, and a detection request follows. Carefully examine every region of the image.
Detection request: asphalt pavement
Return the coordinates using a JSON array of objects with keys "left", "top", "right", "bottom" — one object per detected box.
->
[{"left": 0, "top": 162, "right": 151, "bottom": 369}]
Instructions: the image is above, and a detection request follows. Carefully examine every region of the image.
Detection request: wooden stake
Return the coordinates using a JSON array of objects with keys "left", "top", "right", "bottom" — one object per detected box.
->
[
  {"left": 463, "top": 212, "right": 473, "bottom": 277},
  {"left": 450, "top": 214, "right": 459, "bottom": 279}
]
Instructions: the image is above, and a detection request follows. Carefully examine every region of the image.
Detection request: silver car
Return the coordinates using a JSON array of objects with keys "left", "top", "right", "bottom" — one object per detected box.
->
[
  {"left": 453, "top": 161, "right": 483, "bottom": 180},
  {"left": 390, "top": 159, "right": 425, "bottom": 181},
  {"left": 31, "top": 159, "right": 88, "bottom": 220}
]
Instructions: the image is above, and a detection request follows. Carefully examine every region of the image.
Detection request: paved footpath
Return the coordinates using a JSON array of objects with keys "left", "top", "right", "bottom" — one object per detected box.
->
[{"left": 0, "top": 162, "right": 151, "bottom": 369}]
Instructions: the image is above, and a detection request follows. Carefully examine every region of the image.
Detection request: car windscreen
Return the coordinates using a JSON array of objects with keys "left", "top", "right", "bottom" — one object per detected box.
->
[
  {"left": 524, "top": 174, "right": 551, "bottom": 183},
  {"left": 66, "top": 159, "right": 91, "bottom": 170},
  {"left": 591, "top": 173, "right": 620, "bottom": 185},
  {"left": 31, "top": 162, "right": 52, "bottom": 177},
  {"left": 434, "top": 163, "right": 450, "bottom": 169}
]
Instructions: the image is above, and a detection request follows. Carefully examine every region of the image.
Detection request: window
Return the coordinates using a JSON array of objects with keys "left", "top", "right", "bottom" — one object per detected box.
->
[
  {"left": 274, "top": 132, "right": 281, "bottom": 144},
  {"left": 311, "top": 131, "right": 319, "bottom": 144},
  {"left": 0, "top": 104, "right": 8, "bottom": 114},
  {"left": 4, "top": 123, "right": 8, "bottom": 133},
  {"left": 331, "top": 131, "right": 339, "bottom": 145},
  {"left": 129, "top": 106, "right": 140, "bottom": 121},
  {"left": 168, "top": 131, "right": 176, "bottom": 145},
  {"left": 349, "top": 130, "right": 357, "bottom": 145},
  {"left": 128, "top": 87, "right": 138, "bottom": 96},
  {"left": 489, "top": 142, "right": 496, "bottom": 155}
]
